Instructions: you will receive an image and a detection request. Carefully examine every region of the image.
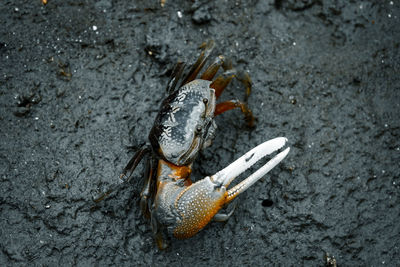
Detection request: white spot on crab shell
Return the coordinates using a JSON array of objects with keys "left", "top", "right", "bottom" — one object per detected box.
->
[
  {"left": 176, "top": 92, "right": 186, "bottom": 103},
  {"left": 160, "top": 127, "right": 172, "bottom": 142}
]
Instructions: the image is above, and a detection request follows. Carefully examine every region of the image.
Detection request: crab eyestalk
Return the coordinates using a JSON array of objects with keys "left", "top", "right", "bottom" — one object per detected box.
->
[{"left": 172, "top": 137, "right": 290, "bottom": 239}]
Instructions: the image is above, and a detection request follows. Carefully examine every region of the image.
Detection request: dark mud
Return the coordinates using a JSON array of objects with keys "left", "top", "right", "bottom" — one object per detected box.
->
[{"left": 1, "top": 0, "right": 399, "bottom": 266}]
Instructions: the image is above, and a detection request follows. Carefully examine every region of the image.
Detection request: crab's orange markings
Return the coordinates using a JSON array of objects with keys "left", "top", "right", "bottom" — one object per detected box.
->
[
  {"left": 214, "top": 101, "right": 237, "bottom": 116},
  {"left": 173, "top": 195, "right": 226, "bottom": 239},
  {"left": 210, "top": 74, "right": 234, "bottom": 98},
  {"left": 159, "top": 159, "right": 192, "bottom": 180},
  {"left": 172, "top": 179, "right": 229, "bottom": 239}
]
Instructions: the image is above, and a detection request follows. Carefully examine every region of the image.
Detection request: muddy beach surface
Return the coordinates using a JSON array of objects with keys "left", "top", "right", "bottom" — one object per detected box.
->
[{"left": 1, "top": 0, "right": 399, "bottom": 265}]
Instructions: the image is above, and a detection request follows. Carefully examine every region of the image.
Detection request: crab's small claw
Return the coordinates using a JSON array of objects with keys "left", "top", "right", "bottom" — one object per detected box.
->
[{"left": 171, "top": 137, "right": 290, "bottom": 239}]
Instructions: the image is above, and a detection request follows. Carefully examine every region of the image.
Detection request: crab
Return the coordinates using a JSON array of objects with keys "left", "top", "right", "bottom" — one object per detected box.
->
[{"left": 95, "top": 41, "right": 290, "bottom": 249}]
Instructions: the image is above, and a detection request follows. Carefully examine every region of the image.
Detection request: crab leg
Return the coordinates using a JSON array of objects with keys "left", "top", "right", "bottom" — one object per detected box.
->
[
  {"left": 214, "top": 99, "right": 254, "bottom": 127},
  {"left": 180, "top": 40, "right": 215, "bottom": 86}
]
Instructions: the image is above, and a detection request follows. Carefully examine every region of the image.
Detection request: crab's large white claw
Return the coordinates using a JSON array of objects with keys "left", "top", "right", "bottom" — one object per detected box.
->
[
  {"left": 211, "top": 137, "right": 290, "bottom": 202},
  {"left": 171, "top": 137, "right": 290, "bottom": 239}
]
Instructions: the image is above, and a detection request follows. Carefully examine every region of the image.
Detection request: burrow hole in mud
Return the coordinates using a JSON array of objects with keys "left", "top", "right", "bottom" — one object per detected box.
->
[{"left": 261, "top": 199, "right": 273, "bottom": 207}]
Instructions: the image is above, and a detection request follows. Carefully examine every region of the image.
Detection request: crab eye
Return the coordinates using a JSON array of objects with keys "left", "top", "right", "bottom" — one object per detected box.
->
[
  {"left": 202, "top": 98, "right": 208, "bottom": 104},
  {"left": 195, "top": 124, "right": 202, "bottom": 133}
]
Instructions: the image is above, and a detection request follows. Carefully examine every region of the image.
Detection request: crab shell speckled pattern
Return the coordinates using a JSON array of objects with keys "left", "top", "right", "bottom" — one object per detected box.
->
[
  {"left": 149, "top": 80, "right": 217, "bottom": 166},
  {"left": 173, "top": 177, "right": 226, "bottom": 238}
]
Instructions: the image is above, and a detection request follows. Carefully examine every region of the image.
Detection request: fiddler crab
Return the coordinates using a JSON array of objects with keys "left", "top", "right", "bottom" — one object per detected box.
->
[{"left": 95, "top": 41, "right": 290, "bottom": 249}]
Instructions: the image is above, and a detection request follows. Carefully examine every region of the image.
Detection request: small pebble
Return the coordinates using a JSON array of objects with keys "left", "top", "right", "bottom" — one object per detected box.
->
[{"left": 192, "top": 6, "right": 211, "bottom": 24}]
